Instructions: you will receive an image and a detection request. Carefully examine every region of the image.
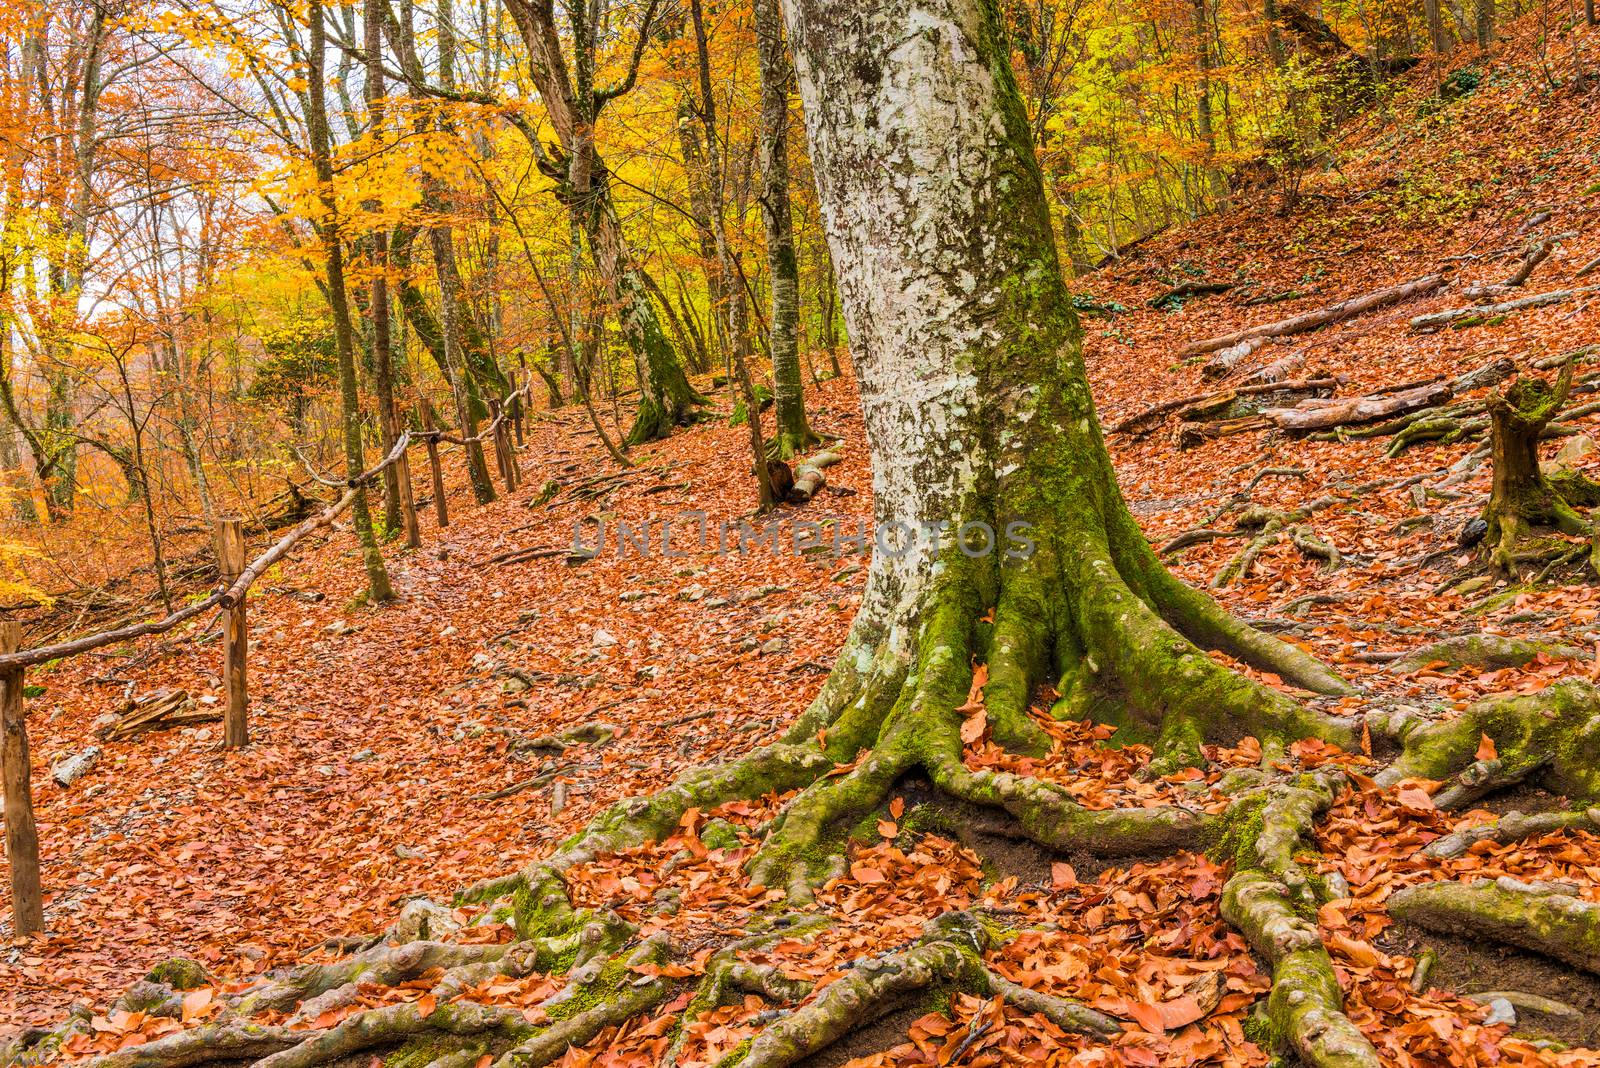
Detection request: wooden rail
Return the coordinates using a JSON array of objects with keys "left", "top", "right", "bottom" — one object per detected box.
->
[{"left": 0, "top": 388, "right": 528, "bottom": 938}]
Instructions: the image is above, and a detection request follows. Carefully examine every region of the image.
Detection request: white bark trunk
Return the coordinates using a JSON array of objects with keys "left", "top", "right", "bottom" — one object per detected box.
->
[{"left": 782, "top": 0, "right": 1070, "bottom": 652}]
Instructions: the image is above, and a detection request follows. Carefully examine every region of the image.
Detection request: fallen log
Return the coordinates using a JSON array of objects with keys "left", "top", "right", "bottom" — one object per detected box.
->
[
  {"left": 790, "top": 451, "right": 842, "bottom": 504},
  {"left": 1261, "top": 381, "right": 1454, "bottom": 432},
  {"left": 1247, "top": 350, "right": 1306, "bottom": 383},
  {"left": 1149, "top": 280, "right": 1232, "bottom": 310},
  {"left": 1201, "top": 336, "right": 1269, "bottom": 379},
  {"left": 1176, "top": 416, "right": 1271, "bottom": 450},
  {"left": 1410, "top": 285, "right": 1600, "bottom": 332},
  {"left": 99, "top": 690, "right": 216, "bottom": 741},
  {"left": 1111, "top": 377, "right": 1340, "bottom": 435},
  {"left": 1182, "top": 273, "right": 1446, "bottom": 356}
]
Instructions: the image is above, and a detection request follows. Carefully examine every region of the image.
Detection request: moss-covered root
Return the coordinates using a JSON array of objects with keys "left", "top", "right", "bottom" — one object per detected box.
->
[
  {"left": 483, "top": 940, "right": 672, "bottom": 1068},
  {"left": 1389, "top": 877, "right": 1600, "bottom": 975},
  {"left": 660, "top": 915, "right": 832, "bottom": 1068},
  {"left": 748, "top": 744, "right": 911, "bottom": 901},
  {"left": 730, "top": 913, "right": 1118, "bottom": 1068},
  {"left": 1124, "top": 520, "right": 1356, "bottom": 698},
  {"left": 1370, "top": 679, "right": 1600, "bottom": 799},
  {"left": 1232, "top": 770, "right": 1347, "bottom": 904},
  {"left": 1425, "top": 807, "right": 1600, "bottom": 859},
  {"left": 1216, "top": 773, "right": 1376, "bottom": 1068},
  {"left": 234, "top": 940, "right": 510, "bottom": 1016},
  {"left": 931, "top": 761, "right": 1213, "bottom": 855},
  {"left": 1220, "top": 874, "right": 1380, "bottom": 1068},
  {"left": 257, "top": 1002, "right": 527, "bottom": 1068},
  {"left": 1073, "top": 545, "right": 1358, "bottom": 761},
  {"left": 69, "top": 1024, "right": 304, "bottom": 1068},
  {"left": 460, "top": 740, "right": 835, "bottom": 933},
  {"left": 1386, "top": 633, "right": 1589, "bottom": 676}
]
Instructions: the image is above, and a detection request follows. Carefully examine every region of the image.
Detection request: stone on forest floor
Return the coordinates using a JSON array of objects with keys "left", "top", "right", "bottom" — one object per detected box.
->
[{"left": 51, "top": 746, "right": 101, "bottom": 787}]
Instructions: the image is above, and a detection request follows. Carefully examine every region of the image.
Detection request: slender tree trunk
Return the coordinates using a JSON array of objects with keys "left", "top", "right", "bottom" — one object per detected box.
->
[
  {"left": 690, "top": 0, "right": 772, "bottom": 507},
  {"left": 1190, "top": 0, "right": 1229, "bottom": 208},
  {"left": 432, "top": 227, "right": 498, "bottom": 504},
  {"left": 364, "top": 0, "right": 413, "bottom": 543},
  {"left": 306, "top": 0, "right": 394, "bottom": 603},
  {"left": 1476, "top": 0, "right": 1494, "bottom": 45},
  {"left": 675, "top": 98, "right": 728, "bottom": 371},
  {"left": 753, "top": 0, "right": 817, "bottom": 460},
  {"left": 500, "top": 0, "right": 704, "bottom": 445},
  {"left": 1423, "top": 0, "right": 1451, "bottom": 50}
]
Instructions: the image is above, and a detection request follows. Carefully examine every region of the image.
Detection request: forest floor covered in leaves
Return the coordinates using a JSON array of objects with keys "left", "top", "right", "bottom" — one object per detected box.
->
[{"left": 6, "top": 15, "right": 1600, "bottom": 1067}]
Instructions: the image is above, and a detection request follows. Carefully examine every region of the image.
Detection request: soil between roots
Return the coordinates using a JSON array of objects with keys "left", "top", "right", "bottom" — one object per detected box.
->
[{"left": 1385, "top": 922, "right": 1600, "bottom": 1046}]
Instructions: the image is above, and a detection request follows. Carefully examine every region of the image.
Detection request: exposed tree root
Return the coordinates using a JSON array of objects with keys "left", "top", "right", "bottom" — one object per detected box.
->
[
  {"left": 44, "top": 478, "right": 1600, "bottom": 1068},
  {"left": 1386, "top": 633, "right": 1589, "bottom": 675},
  {"left": 1425, "top": 806, "right": 1600, "bottom": 859},
  {"left": 1219, "top": 771, "right": 1379, "bottom": 1068},
  {"left": 734, "top": 912, "right": 1118, "bottom": 1068},
  {"left": 82, "top": 1024, "right": 306, "bottom": 1068},
  {"left": 1389, "top": 877, "right": 1600, "bottom": 975},
  {"left": 1371, "top": 679, "right": 1600, "bottom": 799}
]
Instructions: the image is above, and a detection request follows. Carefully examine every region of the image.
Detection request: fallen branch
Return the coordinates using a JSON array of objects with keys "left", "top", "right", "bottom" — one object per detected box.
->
[
  {"left": 789, "top": 451, "right": 842, "bottom": 504},
  {"left": 99, "top": 690, "right": 214, "bottom": 741},
  {"left": 1262, "top": 381, "right": 1454, "bottom": 432},
  {"left": 1111, "top": 377, "right": 1340, "bottom": 435},
  {"left": 1410, "top": 286, "right": 1600, "bottom": 332},
  {"left": 1182, "top": 273, "right": 1446, "bottom": 356}
]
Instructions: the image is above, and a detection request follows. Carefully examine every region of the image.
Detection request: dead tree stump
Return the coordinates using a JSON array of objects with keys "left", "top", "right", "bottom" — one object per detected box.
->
[{"left": 1482, "top": 361, "right": 1594, "bottom": 573}]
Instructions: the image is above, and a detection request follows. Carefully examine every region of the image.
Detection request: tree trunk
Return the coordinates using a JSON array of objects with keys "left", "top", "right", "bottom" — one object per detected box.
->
[
  {"left": 306, "top": 0, "right": 394, "bottom": 603},
  {"left": 1423, "top": 0, "right": 1451, "bottom": 51},
  {"left": 363, "top": 0, "right": 414, "bottom": 544},
  {"left": 499, "top": 0, "right": 705, "bottom": 446},
  {"left": 674, "top": 97, "right": 729, "bottom": 371},
  {"left": 753, "top": 0, "right": 818, "bottom": 460},
  {"left": 1475, "top": 0, "right": 1493, "bottom": 45},
  {"left": 689, "top": 0, "right": 773, "bottom": 507},
  {"left": 761, "top": 0, "right": 1348, "bottom": 790},
  {"left": 432, "top": 227, "right": 498, "bottom": 505}
]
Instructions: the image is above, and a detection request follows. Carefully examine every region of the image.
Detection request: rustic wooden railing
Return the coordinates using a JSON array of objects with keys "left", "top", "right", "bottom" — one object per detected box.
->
[{"left": 1, "top": 387, "right": 529, "bottom": 939}]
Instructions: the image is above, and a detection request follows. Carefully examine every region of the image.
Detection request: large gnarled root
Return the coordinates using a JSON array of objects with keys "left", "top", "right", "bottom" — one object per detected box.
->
[
  {"left": 489, "top": 938, "right": 674, "bottom": 1068},
  {"left": 1389, "top": 877, "right": 1600, "bottom": 975},
  {"left": 1372, "top": 679, "right": 1600, "bottom": 799},
  {"left": 733, "top": 912, "right": 1118, "bottom": 1068},
  {"left": 1219, "top": 772, "right": 1380, "bottom": 1068},
  {"left": 79, "top": 1024, "right": 307, "bottom": 1068}
]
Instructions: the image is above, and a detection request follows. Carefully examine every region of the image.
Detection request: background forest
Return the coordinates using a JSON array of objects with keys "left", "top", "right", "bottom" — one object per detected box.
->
[{"left": 0, "top": 0, "right": 1562, "bottom": 607}]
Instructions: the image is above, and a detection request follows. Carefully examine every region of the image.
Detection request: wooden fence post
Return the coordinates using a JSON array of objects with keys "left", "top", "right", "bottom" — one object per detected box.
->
[
  {"left": 395, "top": 449, "right": 422, "bottom": 550},
  {"left": 489, "top": 399, "right": 516, "bottom": 492},
  {"left": 1, "top": 620, "right": 43, "bottom": 937},
  {"left": 419, "top": 398, "right": 448, "bottom": 528},
  {"left": 214, "top": 520, "right": 249, "bottom": 748}
]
